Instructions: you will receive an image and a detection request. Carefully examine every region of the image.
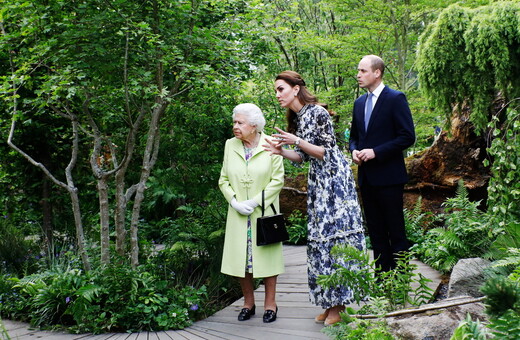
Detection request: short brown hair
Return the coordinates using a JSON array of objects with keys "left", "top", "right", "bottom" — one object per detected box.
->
[{"left": 364, "top": 55, "right": 385, "bottom": 77}]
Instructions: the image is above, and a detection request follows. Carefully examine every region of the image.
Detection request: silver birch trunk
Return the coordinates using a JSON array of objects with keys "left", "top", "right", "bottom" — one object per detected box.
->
[
  {"left": 8, "top": 106, "right": 91, "bottom": 272},
  {"left": 97, "top": 178, "right": 110, "bottom": 264},
  {"left": 130, "top": 102, "right": 165, "bottom": 268}
]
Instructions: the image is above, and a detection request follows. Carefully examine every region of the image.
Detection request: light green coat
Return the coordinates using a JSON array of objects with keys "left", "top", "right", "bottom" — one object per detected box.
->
[{"left": 218, "top": 132, "right": 285, "bottom": 278}]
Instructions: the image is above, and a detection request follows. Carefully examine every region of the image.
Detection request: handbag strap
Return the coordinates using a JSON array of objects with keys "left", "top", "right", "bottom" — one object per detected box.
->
[{"left": 261, "top": 190, "right": 278, "bottom": 216}]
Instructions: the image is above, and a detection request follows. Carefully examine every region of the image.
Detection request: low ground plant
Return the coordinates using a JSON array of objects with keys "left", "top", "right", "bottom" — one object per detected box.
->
[
  {"left": 404, "top": 196, "right": 438, "bottom": 246},
  {"left": 0, "top": 264, "right": 206, "bottom": 334},
  {"left": 317, "top": 245, "right": 434, "bottom": 339},
  {"left": 412, "top": 181, "right": 496, "bottom": 273},
  {"left": 0, "top": 217, "right": 39, "bottom": 276}
]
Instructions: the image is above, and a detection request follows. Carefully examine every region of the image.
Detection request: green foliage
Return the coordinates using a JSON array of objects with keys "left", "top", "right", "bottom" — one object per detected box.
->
[
  {"left": 0, "top": 265, "right": 207, "bottom": 333},
  {"left": 322, "top": 314, "right": 395, "bottom": 340},
  {"left": 450, "top": 313, "right": 490, "bottom": 340},
  {"left": 480, "top": 273, "right": 520, "bottom": 340},
  {"left": 1, "top": 0, "right": 262, "bottom": 268},
  {"left": 286, "top": 210, "right": 307, "bottom": 245},
  {"left": 417, "top": 1, "right": 520, "bottom": 133},
  {"left": 484, "top": 106, "right": 520, "bottom": 242},
  {"left": 0, "top": 217, "right": 39, "bottom": 276},
  {"left": 317, "top": 245, "right": 433, "bottom": 339},
  {"left": 318, "top": 245, "right": 433, "bottom": 312},
  {"left": 404, "top": 196, "right": 439, "bottom": 246},
  {"left": 487, "top": 309, "right": 520, "bottom": 340},
  {"left": 491, "top": 248, "right": 520, "bottom": 281},
  {"left": 412, "top": 180, "right": 495, "bottom": 273},
  {"left": 480, "top": 276, "right": 519, "bottom": 319},
  {"left": 142, "top": 193, "right": 240, "bottom": 315}
]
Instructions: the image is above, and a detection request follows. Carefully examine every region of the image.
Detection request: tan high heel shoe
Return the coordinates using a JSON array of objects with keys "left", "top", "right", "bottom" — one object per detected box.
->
[
  {"left": 314, "top": 308, "right": 329, "bottom": 323},
  {"left": 323, "top": 305, "right": 345, "bottom": 326}
]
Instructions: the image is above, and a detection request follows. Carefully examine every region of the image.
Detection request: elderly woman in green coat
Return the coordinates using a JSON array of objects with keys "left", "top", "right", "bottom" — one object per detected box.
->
[{"left": 218, "top": 103, "right": 285, "bottom": 323}]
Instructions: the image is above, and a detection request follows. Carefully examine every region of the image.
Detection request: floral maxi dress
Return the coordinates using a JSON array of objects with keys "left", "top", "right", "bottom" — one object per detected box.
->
[{"left": 293, "top": 104, "right": 366, "bottom": 308}]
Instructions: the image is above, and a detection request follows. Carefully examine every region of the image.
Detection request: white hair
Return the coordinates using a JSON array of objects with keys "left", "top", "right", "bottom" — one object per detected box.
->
[{"left": 232, "top": 103, "right": 266, "bottom": 132}]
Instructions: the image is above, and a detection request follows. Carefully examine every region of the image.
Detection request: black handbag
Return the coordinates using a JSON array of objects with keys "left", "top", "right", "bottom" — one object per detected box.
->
[{"left": 256, "top": 190, "right": 288, "bottom": 246}]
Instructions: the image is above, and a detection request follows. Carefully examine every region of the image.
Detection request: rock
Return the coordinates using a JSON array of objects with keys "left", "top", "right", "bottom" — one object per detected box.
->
[
  {"left": 280, "top": 174, "right": 307, "bottom": 217},
  {"left": 448, "top": 258, "right": 491, "bottom": 298},
  {"left": 387, "top": 297, "right": 487, "bottom": 340}
]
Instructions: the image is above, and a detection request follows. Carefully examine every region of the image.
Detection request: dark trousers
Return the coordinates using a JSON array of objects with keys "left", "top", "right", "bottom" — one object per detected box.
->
[{"left": 360, "top": 182, "right": 409, "bottom": 272}]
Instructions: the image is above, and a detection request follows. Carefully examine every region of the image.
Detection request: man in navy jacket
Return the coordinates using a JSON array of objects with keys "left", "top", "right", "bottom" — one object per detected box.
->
[{"left": 349, "top": 55, "right": 415, "bottom": 272}]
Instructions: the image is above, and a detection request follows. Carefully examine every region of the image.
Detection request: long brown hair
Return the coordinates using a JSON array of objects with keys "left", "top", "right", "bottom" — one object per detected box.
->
[{"left": 275, "top": 71, "right": 318, "bottom": 134}]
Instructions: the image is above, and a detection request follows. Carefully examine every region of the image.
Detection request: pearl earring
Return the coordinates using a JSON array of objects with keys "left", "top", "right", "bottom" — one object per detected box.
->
[{"left": 294, "top": 93, "right": 297, "bottom": 97}]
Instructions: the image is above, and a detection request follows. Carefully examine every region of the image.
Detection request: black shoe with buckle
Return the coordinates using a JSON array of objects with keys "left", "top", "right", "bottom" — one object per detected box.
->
[
  {"left": 238, "top": 305, "right": 255, "bottom": 321},
  {"left": 263, "top": 306, "right": 278, "bottom": 323}
]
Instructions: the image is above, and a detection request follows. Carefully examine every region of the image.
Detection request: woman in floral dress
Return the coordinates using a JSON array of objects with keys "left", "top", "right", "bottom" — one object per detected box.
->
[{"left": 264, "top": 71, "right": 366, "bottom": 326}]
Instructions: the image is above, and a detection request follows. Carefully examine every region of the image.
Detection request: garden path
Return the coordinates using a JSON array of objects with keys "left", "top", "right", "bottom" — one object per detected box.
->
[{"left": 2, "top": 245, "right": 442, "bottom": 340}]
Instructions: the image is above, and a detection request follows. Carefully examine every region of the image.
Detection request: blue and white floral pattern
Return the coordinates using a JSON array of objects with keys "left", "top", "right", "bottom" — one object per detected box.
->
[{"left": 294, "top": 104, "right": 366, "bottom": 308}]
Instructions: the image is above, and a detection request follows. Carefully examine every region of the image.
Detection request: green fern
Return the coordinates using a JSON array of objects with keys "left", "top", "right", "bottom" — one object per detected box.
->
[
  {"left": 492, "top": 248, "right": 520, "bottom": 269},
  {"left": 415, "top": 180, "right": 495, "bottom": 273},
  {"left": 450, "top": 314, "right": 490, "bottom": 340},
  {"left": 480, "top": 276, "right": 520, "bottom": 318},
  {"left": 489, "top": 309, "right": 520, "bottom": 340},
  {"left": 404, "top": 196, "right": 438, "bottom": 245}
]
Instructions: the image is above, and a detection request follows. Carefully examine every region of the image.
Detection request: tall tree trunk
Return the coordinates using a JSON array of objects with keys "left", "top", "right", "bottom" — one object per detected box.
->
[
  {"left": 65, "top": 115, "right": 91, "bottom": 271},
  {"left": 41, "top": 175, "right": 53, "bottom": 252},
  {"left": 69, "top": 187, "right": 91, "bottom": 271},
  {"left": 114, "top": 174, "right": 128, "bottom": 256},
  {"left": 97, "top": 177, "right": 110, "bottom": 264},
  {"left": 130, "top": 102, "right": 164, "bottom": 268},
  {"left": 8, "top": 92, "right": 91, "bottom": 271}
]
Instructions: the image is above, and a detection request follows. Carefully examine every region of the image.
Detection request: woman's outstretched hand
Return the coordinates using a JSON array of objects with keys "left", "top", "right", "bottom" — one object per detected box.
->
[
  {"left": 262, "top": 137, "right": 282, "bottom": 156},
  {"left": 271, "top": 127, "right": 298, "bottom": 146}
]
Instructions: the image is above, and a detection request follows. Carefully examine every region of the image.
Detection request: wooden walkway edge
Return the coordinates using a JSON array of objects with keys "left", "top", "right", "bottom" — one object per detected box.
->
[{"left": 2, "top": 245, "right": 442, "bottom": 340}]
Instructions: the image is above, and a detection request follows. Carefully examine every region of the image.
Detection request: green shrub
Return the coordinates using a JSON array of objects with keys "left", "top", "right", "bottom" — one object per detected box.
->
[
  {"left": 412, "top": 180, "right": 495, "bottom": 273},
  {"left": 317, "top": 245, "right": 434, "bottom": 339},
  {"left": 0, "top": 265, "right": 207, "bottom": 333},
  {"left": 481, "top": 276, "right": 519, "bottom": 320},
  {"left": 487, "top": 309, "right": 520, "bottom": 340},
  {"left": 450, "top": 314, "right": 490, "bottom": 340},
  {"left": 0, "top": 217, "right": 39, "bottom": 276},
  {"left": 322, "top": 315, "right": 395, "bottom": 340},
  {"left": 318, "top": 245, "right": 434, "bottom": 312},
  {"left": 142, "top": 197, "right": 241, "bottom": 317},
  {"left": 404, "top": 196, "right": 438, "bottom": 246}
]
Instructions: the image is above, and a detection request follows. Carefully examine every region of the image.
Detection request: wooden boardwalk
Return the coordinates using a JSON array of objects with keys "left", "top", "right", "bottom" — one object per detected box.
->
[{"left": 2, "top": 245, "right": 442, "bottom": 340}]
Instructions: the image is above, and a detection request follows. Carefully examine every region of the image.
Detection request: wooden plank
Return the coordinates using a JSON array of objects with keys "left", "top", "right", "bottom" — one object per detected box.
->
[
  {"left": 188, "top": 325, "right": 247, "bottom": 340},
  {"left": 193, "top": 320, "right": 328, "bottom": 340},
  {"left": 134, "top": 332, "right": 150, "bottom": 340},
  {"left": 159, "top": 330, "right": 198, "bottom": 340},
  {"left": 73, "top": 333, "right": 120, "bottom": 340},
  {"left": 181, "top": 327, "right": 230, "bottom": 340},
  {"left": 168, "top": 330, "right": 203, "bottom": 340}
]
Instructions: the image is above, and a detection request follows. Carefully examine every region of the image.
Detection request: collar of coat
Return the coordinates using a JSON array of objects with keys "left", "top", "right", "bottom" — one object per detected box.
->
[{"left": 230, "top": 131, "right": 269, "bottom": 161}]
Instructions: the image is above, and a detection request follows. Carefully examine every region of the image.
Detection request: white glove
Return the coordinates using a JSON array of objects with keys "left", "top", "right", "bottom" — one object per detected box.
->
[
  {"left": 231, "top": 198, "right": 254, "bottom": 216},
  {"left": 242, "top": 199, "right": 259, "bottom": 210}
]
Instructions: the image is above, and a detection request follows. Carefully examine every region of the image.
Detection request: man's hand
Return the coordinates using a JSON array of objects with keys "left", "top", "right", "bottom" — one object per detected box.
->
[
  {"left": 352, "top": 149, "right": 375, "bottom": 164},
  {"left": 352, "top": 150, "right": 363, "bottom": 165}
]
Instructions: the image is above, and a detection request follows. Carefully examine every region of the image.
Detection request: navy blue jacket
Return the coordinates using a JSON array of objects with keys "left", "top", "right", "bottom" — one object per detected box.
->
[{"left": 349, "top": 86, "right": 415, "bottom": 186}]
